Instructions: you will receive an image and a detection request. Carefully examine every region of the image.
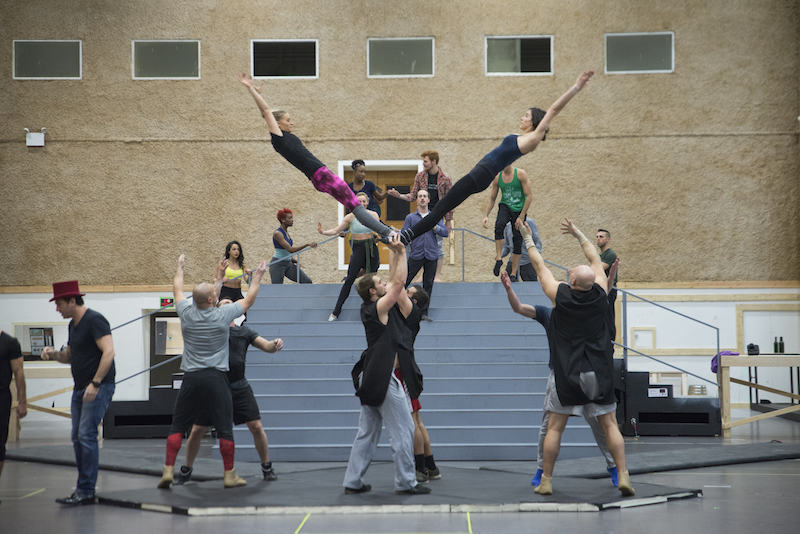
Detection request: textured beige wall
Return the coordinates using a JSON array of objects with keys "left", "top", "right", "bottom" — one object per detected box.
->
[{"left": 1, "top": 0, "right": 798, "bottom": 287}]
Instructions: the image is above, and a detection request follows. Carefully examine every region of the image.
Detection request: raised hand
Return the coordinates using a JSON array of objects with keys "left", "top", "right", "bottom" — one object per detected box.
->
[
  {"left": 575, "top": 70, "right": 594, "bottom": 90},
  {"left": 560, "top": 217, "right": 578, "bottom": 237},
  {"left": 178, "top": 254, "right": 186, "bottom": 270},
  {"left": 500, "top": 271, "right": 512, "bottom": 290},
  {"left": 385, "top": 233, "right": 405, "bottom": 253},
  {"left": 238, "top": 72, "right": 263, "bottom": 92},
  {"left": 519, "top": 221, "right": 532, "bottom": 238}
]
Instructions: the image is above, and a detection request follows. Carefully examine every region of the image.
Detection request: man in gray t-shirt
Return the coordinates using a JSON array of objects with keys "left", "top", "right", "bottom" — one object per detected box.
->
[{"left": 158, "top": 254, "right": 266, "bottom": 490}]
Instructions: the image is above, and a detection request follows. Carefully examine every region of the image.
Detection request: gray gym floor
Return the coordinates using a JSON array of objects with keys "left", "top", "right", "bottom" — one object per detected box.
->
[{"left": 2, "top": 408, "right": 800, "bottom": 534}]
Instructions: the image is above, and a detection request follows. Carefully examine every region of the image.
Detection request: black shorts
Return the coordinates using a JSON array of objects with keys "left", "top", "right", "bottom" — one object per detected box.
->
[
  {"left": 195, "top": 379, "right": 260, "bottom": 427},
  {"left": 1, "top": 389, "right": 11, "bottom": 461},
  {"left": 170, "top": 369, "right": 234, "bottom": 441}
]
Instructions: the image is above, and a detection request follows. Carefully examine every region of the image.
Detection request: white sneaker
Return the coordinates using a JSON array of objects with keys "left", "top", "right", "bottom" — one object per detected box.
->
[{"left": 328, "top": 314, "right": 338, "bottom": 322}]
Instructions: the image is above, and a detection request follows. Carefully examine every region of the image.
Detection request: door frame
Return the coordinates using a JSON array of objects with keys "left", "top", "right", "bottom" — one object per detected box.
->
[{"left": 335, "top": 159, "right": 423, "bottom": 270}]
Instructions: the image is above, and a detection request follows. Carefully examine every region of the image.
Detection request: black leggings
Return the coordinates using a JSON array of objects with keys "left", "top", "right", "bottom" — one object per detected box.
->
[
  {"left": 495, "top": 203, "right": 523, "bottom": 255},
  {"left": 333, "top": 239, "right": 379, "bottom": 316},
  {"left": 402, "top": 160, "right": 494, "bottom": 243}
]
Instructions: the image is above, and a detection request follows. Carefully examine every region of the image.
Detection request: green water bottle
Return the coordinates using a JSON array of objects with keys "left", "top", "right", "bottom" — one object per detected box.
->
[
  {"left": 778, "top": 337, "right": 784, "bottom": 353},
  {"left": 774, "top": 337, "right": 779, "bottom": 353}
]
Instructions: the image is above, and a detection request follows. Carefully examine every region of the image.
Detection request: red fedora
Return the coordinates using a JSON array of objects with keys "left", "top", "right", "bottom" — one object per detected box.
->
[{"left": 50, "top": 280, "right": 86, "bottom": 302}]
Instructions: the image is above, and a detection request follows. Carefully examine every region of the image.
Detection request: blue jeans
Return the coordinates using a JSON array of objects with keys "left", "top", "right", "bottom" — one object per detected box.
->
[{"left": 70, "top": 382, "right": 115, "bottom": 494}]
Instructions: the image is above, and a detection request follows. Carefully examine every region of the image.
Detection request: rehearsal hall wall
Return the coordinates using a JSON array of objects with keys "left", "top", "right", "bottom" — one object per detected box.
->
[{"left": 1, "top": 0, "right": 798, "bottom": 288}]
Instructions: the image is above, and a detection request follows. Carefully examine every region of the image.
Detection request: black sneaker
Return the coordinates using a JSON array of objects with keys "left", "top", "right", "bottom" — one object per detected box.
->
[
  {"left": 396, "top": 484, "right": 432, "bottom": 495},
  {"left": 262, "top": 465, "right": 278, "bottom": 481},
  {"left": 509, "top": 274, "right": 518, "bottom": 282},
  {"left": 173, "top": 466, "right": 193, "bottom": 485},
  {"left": 55, "top": 492, "right": 95, "bottom": 506},
  {"left": 493, "top": 260, "right": 503, "bottom": 277},
  {"left": 426, "top": 467, "right": 441, "bottom": 480},
  {"left": 344, "top": 484, "right": 372, "bottom": 494},
  {"left": 420, "top": 315, "right": 434, "bottom": 322}
]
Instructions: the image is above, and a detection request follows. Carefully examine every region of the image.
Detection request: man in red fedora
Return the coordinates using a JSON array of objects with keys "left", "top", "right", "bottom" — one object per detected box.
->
[{"left": 42, "top": 280, "right": 116, "bottom": 506}]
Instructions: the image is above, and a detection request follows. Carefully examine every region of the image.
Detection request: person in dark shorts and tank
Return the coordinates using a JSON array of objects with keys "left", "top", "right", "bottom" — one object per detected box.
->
[
  {"left": 173, "top": 298, "right": 283, "bottom": 484},
  {"left": 518, "top": 218, "right": 633, "bottom": 497},
  {"left": 482, "top": 165, "right": 533, "bottom": 281},
  {"left": 157, "top": 254, "right": 266, "bottom": 489}
]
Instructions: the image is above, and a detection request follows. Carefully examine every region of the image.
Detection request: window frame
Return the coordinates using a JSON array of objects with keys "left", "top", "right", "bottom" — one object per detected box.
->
[
  {"left": 131, "top": 39, "right": 201, "bottom": 80},
  {"left": 604, "top": 31, "right": 675, "bottom": 75},
  {"left": 12, "top": 40, "right": 83, "bottom": 80},
  {"left": 367, "top": 37, "right": 435, "bottom": 79},
  {"left": 484, "top": 35, "right": 554, "bottom": 77},
  {"left": 250, "top": 39, "right": 319, "bottom": 80}
]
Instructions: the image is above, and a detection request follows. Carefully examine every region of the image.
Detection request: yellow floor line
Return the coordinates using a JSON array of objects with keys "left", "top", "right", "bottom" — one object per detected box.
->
[
  {"left": 467, "top": 511, "right": 474, "bottom": 534},
  {"left": 294, "top": 512, "right": 311, "bottom": 534}
]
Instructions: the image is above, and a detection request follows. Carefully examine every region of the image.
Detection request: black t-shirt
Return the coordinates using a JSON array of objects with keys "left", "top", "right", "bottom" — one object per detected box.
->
[
  {"left": 227, "top": 325, "right": 259, "bottom": 383},
  {"left": 69, "top": 309, "right": 115, "bottom": 389},
  {"left": 1, "top": 332, "right": 23, "bottom": 390},
  {"left": 427, "top": 172, "right": 440, "bottom": 207},
  {"left": 270, "top": 132, "right": 325, "bottom": 178}
]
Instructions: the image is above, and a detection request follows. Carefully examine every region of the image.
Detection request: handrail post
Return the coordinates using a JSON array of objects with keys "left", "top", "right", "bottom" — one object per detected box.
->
[
  {"left": 622, "top": 289, "right": 628, "bottom": 366},
  {"left": 461, "top": 229, "right": 466, "bottom": 282}
]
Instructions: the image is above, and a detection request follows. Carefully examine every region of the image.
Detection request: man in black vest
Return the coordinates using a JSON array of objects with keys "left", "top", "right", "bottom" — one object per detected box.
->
[
  {"left": 342, "top": 235, "right": 430, "bottom": 495},
  {"left": 520, "top": 219, "right": 633, "bottom": 497}
]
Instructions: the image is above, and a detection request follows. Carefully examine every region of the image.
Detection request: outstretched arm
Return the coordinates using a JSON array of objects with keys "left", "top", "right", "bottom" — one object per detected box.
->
[
  {"left": 561, "top": 218, "right": 608, "bottom": 291},
  {"left": 482, "top": 177, "right": 500, "bottom": 229},
  {"left": 515, "top": 170, "right": 533, "bottom": 231},
  {"left": 253, "top": 336, "right": 283, "bottom": 353},
  {"left": 273, "top": 230, "right": 317, "bottom": 253},
  {"left": 318, "top": 213, "right": 355, "bottom": 236},
  {"left": 518, "top": 71, "right": 594, "bottom": 154},
  {"left": 500, "top": 272, "right": 537, "bottom": 319},
  {"left": 607, "top": 257, "right": 620, "bottom": 292},
  {"left": 376, "top": 235, "right": 408, "bottom": 321},
  {"left": 520, "top": 222, "right": 558, "bottom": 306},
  {"left": 239, "top": 73, "right": 283, "bottom": 136},
  {"left": 239, "top": 261, "right": 267, "bottom": 313},
  {"left": 174, "top": 254, "right": 187, "bottom": 302}
]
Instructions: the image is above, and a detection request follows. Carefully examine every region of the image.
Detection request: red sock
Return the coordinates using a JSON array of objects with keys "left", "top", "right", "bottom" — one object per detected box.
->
[
  {"left": 165, "top": 433, "right": 182, "bottom": 466},
  {"left": 219, "top": 438, "right": 235, "bottom": 471}
]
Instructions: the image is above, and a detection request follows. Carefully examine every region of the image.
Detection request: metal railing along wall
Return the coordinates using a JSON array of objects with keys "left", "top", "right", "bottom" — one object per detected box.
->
[{"left": 453, "top": 227, "right": 721, "bottom": 393}]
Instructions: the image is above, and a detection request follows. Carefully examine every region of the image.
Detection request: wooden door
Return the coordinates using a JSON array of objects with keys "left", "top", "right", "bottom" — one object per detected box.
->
[{"left": 342, "top": 169, "right": 417, "bottom": 266}]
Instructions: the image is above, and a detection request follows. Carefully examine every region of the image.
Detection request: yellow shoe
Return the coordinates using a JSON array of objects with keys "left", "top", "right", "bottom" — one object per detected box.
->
[
  {"left": 618, "top": 470, "right": 635, "bottom": 496},
  {"left": 224, "top": 468, "right": 247, "bottom": 488},
  {"left": 158, "top": 465, "right": 174, "bottom": 489},
  {"left": 534, "top": 474, "right": 553, "bottom": 495}
]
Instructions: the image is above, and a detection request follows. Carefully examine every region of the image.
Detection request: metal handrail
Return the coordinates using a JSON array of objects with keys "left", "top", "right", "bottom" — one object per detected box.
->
[{"left": 453, "top": 227, "right": 722, "bottom": 391}]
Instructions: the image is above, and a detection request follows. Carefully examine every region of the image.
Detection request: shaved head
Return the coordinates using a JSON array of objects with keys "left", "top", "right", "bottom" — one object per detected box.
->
[
  {"left": 570, "top": 265, "right": 596, "bottom": 291},
  {"left": 192, "top": 282, "right": 217, "bottom": 308}
]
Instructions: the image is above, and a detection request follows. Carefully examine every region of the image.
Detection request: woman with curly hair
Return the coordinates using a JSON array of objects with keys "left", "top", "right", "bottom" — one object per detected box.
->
[{"left": 270, "top": 209, "right": 317, "bottom": 284}]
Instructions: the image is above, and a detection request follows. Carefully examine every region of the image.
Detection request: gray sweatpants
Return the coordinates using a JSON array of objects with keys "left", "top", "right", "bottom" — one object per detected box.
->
[
  {"left": 537, "top": 370, "right": 615, "bottom": 470},
  {"left": 343, "top": 374, "right": 417, "bottom": 492}
]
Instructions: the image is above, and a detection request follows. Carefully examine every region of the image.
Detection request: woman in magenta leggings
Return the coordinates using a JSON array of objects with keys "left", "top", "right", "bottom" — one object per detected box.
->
[{"left": 239, "top": 73, "right": 394, "bottom": 239}]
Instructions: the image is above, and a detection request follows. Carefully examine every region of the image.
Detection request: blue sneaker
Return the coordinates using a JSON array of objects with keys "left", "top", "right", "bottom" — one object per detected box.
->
[
  {"left": 531, "top": 468, "right": 543, "bottom": 487},
  {"left": 607, "top": 466, "right": 619, "bottom": 487}
]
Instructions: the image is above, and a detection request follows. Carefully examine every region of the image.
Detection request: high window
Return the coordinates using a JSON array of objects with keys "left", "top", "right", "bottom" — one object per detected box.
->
[
  {"left": 252, "top": 40, "right": 318, "bottom": 78},
  {"left": 133, "top": 40, "right": 200, "bottom": 79},
  {"left": 605, "top": 32, "right": 674, "bottom": 74},
  {"left": 367, "top": 38, "right": 434, "bottom": 78},
  {"left": 13, "top": 40, "right": 82, "bottom": 79},
  {"left": 485, "top": 36, "right": 553, "bottom": 76}
]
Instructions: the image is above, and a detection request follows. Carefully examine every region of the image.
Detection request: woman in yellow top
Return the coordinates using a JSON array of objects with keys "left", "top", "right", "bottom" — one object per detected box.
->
[{"left": 219, "top": 241, "right": 251, "bottom": 303}]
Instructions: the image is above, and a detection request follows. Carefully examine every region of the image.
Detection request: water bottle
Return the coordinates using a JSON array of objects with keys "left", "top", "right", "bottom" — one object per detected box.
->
[{"left": 779, "top": 337, "right": 784, "bottom": 353}]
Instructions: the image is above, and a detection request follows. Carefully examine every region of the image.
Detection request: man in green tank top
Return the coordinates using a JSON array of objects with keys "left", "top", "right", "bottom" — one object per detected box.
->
[{"left": 482, "top": 165, "right": 533, "bottom": 281}]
